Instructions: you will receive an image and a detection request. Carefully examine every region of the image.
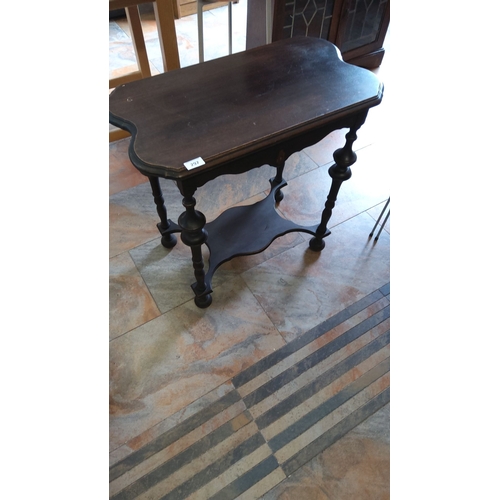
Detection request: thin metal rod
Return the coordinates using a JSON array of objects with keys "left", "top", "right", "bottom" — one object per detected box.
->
[
  {"left": 266, "top": 0, "right": 272, "bottom": 44},
  {"left": 375, "top": 210, "right": 390, "bottom": 241},
  {"left": 228, "top": 1, "right": 233, "bottom": 54},
  {"left": 369, "top": 197, "right": 390, "bottom": 237},
  {"left": 197, "top": 0, "right": 204, "bottom": 62}
]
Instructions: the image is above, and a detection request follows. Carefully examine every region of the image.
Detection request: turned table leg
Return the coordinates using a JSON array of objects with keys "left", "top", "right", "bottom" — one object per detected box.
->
[
  {"left": 177, "top": 187, "right": 212, "bottom": 308},
  {"left": 148, "top": 176, "right": 178, "bottom": 248},
  {"left": 271, "top": 149, "right": 286, "bottom": 203},
  {"left": 309, "top": 113, "right": 367, "bottom": 251}
]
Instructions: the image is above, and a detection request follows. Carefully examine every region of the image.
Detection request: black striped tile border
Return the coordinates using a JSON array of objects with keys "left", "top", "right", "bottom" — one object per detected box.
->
[
  {"left": 209, "top": 455, "right": 280, "bottom": 500},
  {"left": 254, "top": 329, "right": 390, "bottom": 429},
  {"left": 109, "top": 283, "right": 390, "bottom": 499},
  {"left": 267, "top": 355, "right": 390, "bottom": 453},
  {"left": 111, "top": 411, "right": 256, "bottom": 500},
  {"left": 282, "top": 387, "right": 390, "bottom": 476},
  {"left": 109, "top": 390, "right": 242, "bottom": 483},
  {"left": 161, "top": 432, "right": 266, "bottom": 500},
  {"left": 242, "top": 306, "right": 390, "bottom": 409},
  {"left": 232, "top": 288, "right": 387, "bottom": 389}
]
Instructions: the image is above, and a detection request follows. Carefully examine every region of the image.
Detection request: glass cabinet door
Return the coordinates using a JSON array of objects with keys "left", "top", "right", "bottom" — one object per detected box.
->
[
  {"left": 335, "top": 0, "right": 389, "bottom": 53},
  {"left": 280, "top": 0, "right": 336, "bottom": 39},
  {"left": 271, "top": 0, "right": 390, "bottom": 68}
]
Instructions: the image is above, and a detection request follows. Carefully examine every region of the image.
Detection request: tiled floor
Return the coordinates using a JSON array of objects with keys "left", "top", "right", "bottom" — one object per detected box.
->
[{"left": 110, "top": 5, "right": 391, "bottom": 499}]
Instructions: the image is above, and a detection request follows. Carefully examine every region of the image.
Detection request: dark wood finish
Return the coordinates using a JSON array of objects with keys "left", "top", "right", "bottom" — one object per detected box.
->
[
  {"left": 330, "top": 0, "right": 390, "bottom": 68},
  {"left": 204, "top": 179, "right": 327, "bottom": 293},
  {"left": 309, "top": 111, "right": 366, "bottom": 250},
  {"left": 109, "top": 37, "right": 383, "bottom": 307},
  {"left": 254, "top": 0, "right": 389, "bottom": 69},
  {"left": 148, "top": 176, "right": 179, "bottom": 248}
]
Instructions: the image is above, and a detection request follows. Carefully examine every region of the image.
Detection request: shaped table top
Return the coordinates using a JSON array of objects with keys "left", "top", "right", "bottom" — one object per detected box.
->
[{"left": 109, "top": 37, "right": 383, "bottom": 180}]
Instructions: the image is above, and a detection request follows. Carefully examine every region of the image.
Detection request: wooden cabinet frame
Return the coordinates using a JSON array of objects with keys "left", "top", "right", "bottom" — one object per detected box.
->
[{"left": 256, "top": 0, "right": 390, "bottom": 69}]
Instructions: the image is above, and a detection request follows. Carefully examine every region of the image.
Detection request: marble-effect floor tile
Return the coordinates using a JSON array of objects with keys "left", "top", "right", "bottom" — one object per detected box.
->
[
  {"left": 109, "top": 284, "right": 389, "bottom": 499},
  {"left": 109, "top": 275, "right": 285, "bottom": 450},
  {"left": 277, "top": 143, "right": 390, "bottom": 229},
  {"left": 109, "top": 252, "right": 161, "bottom": 340},
  {"left": 109, "top": 141, "right": 148, "bottom": 196},
  {"left": 242, "top": 211, "right": 390, "bottom": 341}
]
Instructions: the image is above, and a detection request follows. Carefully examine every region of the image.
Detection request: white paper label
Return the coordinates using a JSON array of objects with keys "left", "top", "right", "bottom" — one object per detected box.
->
[{"left": 184, "top": 157, "right": 205, "bottom": 170}]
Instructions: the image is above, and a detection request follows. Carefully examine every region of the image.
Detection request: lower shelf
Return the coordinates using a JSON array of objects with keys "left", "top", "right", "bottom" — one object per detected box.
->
[
  {"left": 203, "top": 179, "right": 324, "bottom": 289},
  {"left": 159, "top": 179, "right": 330, "bottom": 303}
]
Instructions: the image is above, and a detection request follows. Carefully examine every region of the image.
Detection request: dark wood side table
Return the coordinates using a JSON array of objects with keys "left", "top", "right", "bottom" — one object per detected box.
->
[{"left": 109, "top": 37, "right": 383, "bottom": 308}]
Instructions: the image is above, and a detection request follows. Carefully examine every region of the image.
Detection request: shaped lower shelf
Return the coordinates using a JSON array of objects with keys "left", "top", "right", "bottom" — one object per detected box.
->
[{"left": 202, "top": 180, "right": 330, "bottom": 293}]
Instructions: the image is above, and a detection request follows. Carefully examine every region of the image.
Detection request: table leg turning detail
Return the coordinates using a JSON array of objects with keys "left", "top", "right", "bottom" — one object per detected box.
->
[{"left": 309, "top": 117, "right": 366, "bottom": 251}]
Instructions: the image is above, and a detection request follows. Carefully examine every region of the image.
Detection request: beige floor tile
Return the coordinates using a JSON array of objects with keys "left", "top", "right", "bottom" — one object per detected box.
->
[
  {"left": 277, "top": 142, "right": 390, "bottom": 229},
  {"left": 109, "top": 137, "right": 148, "bottom": 195},
  {"left": 110, "top": 380, "right": 235, "bottom": 464},
  {"left": 109, "top": 252, "right": 161, "bottom": 340},
  {"left": 109, "top": 275, "right": 285, "bottom": 449},
  {"left": 109, "top": 178, "right": 184, "bottom": 259},
  {"left": 242, "top": 212, "right": 390, "bottom": 340}
]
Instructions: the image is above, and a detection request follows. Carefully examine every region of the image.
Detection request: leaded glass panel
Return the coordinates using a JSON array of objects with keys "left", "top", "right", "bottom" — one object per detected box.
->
[
  {"left": 283, "top": 0, "right": 336, "bottom": 40},
  {"left": 339, "top": 0, "right": 388, "bottom": 52}
]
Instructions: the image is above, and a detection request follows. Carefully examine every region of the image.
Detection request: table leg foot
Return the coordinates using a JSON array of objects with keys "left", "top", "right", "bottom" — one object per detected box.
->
[
  {"left": 161, "top": 233, "right": 178, "bottom": 248},
  {"left": 308, "top": 236, "right": 326, "bottom": 251},
  {"left": 195, "top": 293, "right": 212, "bottom": 308}
]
